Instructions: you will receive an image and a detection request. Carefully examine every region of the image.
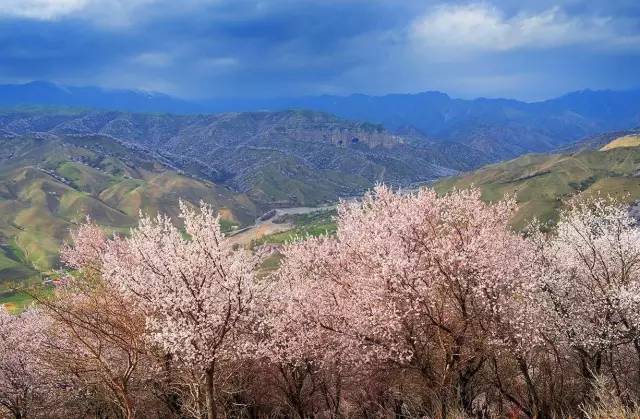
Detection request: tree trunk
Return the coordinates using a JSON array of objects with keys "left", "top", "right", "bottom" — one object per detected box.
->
[
  {"left": 122, "top": 397, "right": 135, "bottom": 419},
  {"left": 633, "top": 338, "right": 640, "bottom": 391},
  {"left": 117, "top": 384, "right": 135, "bottom": 419},
  {"left": 394, "top": 399, "right": 403, "bottom": 419},
  {"left": 279, "top": 364, "right": 307, "bottom": 418},
  {"left": 205, "top": 367, "right": 217, "bottom": 419},
  {"left": 517, "top": 357, "right": 544, "bottom": 419}
]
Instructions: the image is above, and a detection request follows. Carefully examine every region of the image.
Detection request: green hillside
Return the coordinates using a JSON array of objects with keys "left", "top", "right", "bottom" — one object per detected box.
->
[
  {"left": 0, "top": 134, "right": 258, "bottom": 288},
  {"left": 435, "top": 135, "right": 640, "bottom": 228}
]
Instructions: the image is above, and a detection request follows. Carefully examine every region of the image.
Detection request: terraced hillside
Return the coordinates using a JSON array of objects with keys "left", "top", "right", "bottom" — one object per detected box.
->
[
  {"left": 435, "top": 132, "right": 640, "bottom": 228},
  {"left": 0, "top": 134, "right": 257, "bottom": 286},
  {"left": 0, "top": 108, "right": 489, "bottom": 206}
]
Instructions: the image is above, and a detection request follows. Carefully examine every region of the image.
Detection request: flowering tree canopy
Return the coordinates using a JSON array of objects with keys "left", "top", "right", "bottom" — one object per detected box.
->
[
  {"left": 5, "top": 187, "right": 640, "bottom": 418},
  {"left": 102, "top": 202, "right": 267, "bottom": 418},
  {"left": 0, "top": 308, "right": 51, "bottom": 419},
  {"left": 272, "top": 186, "right": 544, "bottom": 410},
  {"left": 540, "top": 197, "right": 640, "bottom": 351}
]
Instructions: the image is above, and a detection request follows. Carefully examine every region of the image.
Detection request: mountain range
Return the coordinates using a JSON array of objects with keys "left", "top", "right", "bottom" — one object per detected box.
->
[
  {"left": 1, "top": 81, "right": 640, "bottom": 287},
  {"left": 0, "top": 108, "right": 473, "bottom": 206},
  {"left": 0, "top": 81, "right": 200, "bottom": 114},
  {"left": 3, "top": 81, "right": 640, "bottom": 162}
]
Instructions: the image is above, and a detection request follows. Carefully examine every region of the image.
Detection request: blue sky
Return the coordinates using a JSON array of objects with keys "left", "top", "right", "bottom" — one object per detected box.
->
[{"left": 0, "top": 0, "right": 639, "bottom": 100}]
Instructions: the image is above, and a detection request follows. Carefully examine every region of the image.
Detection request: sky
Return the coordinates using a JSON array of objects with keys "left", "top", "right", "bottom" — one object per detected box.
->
[{"left": 0, "top": 0, "right": 639, "bottom": 101}]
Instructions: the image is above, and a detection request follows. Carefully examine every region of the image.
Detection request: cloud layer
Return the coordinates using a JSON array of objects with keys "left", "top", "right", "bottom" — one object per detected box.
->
[
  {"left": 411, "top": 4, "right": 617, "bottom": 53},
  {"left": 0, "top": 0, "right": 87, "bottom": 20},
  {"left": 0, "top": 0, "right": 638, "bottom": 100}
]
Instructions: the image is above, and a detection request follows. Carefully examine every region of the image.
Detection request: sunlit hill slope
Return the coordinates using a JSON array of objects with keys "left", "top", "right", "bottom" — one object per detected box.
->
[
  {"left": 0, "top": 134, "right": 257, "bottom": 285},
  {"left": 435, "top": 131, "right": 640, "bottom": 228}
]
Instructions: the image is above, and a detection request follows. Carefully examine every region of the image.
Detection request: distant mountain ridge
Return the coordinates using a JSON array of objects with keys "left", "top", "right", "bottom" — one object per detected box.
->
[
  {"left": 0, "top": 81, "right": 200, "bottom": 114},
  {"left": 232, "top": 89, "right": 640, "bottom": 160},
  {"left": 3, "top": 81, "right": 640, "bottom": 162}
]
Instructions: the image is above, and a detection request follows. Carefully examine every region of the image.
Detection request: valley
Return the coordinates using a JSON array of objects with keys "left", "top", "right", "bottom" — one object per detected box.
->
[
  {"left": 0, "top": 104, "right": 639, "bottom": 308},
  {"left": 0, "top": 107, "right": 458, "bottom": 294},
  {"left": 1, "top": 102, "right": 639, "bottom": 295},
  {"left": 226, "top": 205, "right": 335, "bottom": 247},
  {"left": 0, "top": 108, "right": 468, "bottom": 204}
]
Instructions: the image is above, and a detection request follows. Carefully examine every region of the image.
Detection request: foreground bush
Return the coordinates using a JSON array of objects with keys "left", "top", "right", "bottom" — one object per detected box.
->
[{"left": 1, "top": 187, "right": 640, "bottom": 418}]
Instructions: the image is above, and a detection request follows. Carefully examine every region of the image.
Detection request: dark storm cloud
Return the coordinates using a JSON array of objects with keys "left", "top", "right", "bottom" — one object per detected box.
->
[{"left": 0, "top": 0, "right": 638, "bottom": 100}]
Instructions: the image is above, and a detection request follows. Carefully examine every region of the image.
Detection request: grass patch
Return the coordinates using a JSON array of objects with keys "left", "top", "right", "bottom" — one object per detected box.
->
[
  {"left": 0, "top": 290, "right": 34, "bottom": 313},
  {"left": 0, "top": 285, "right": 54, "bottom": 314},
  {"left": 252, "top": 210, "right": 337, "bottom": 247},
  {"left": 0, "top": 243, "right": 39, "bottom": 285},
  {"left": 256, "top": 252, "right": 283, "bottom": 279}
]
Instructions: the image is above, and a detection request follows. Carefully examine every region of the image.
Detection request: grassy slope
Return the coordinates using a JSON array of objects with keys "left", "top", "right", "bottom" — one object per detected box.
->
[
  {"left": 0, "top": 135, "right": 258, "bottom": 290},
  {"left": 600, "top": 135, "right": 640, "bottom": 151},
  {"left": 435, "top": 138, "right": 640, "bottom": 228},
  {"left": 251, "top": 210, "right": 337, "bottom": 248},
  {"left": 246, "top": 161, "right": 371, "bottom": 205}
]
